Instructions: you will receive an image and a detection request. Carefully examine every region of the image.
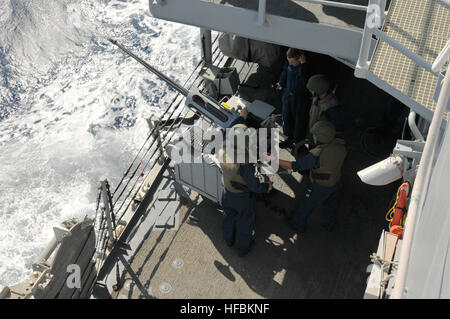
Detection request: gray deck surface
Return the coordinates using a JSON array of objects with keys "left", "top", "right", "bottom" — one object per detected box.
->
[
  {"left": 111, "top": 165, "right": 396, "bottom": 299},
  {"left": 103, "top": 45, "right": 404, "bottom": 299},
  {"left": 203, "top": 0, "right": 369, "bottom": 30}
]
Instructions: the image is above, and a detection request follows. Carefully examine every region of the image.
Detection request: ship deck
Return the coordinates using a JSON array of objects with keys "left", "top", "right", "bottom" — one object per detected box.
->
[{"left": 94, "top": 47, "right": 403, "bottom": 299}]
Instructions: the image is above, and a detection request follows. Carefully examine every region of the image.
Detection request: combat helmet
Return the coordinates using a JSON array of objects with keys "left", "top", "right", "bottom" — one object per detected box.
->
[
  {"left": 307, "top": 74, "right": 330, "bottom": 96},
  {"left": 310, "top": 121, "right": 335, "bottom": 144}
]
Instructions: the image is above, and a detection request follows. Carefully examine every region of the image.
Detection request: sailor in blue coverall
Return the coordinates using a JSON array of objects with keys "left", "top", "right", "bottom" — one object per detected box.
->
[
  {"left": 219, "top": 108, "right": 272, "bottom": 256},
  {"left": 306, "top": 74, "right": 345, "bottom": 136},
  {"left": 292, "top": 74, "right": 345, "bottom": 161},
  {"left": 275, "top": 48, "right": 311, "bottom": 148},
  {"left": 276, "top": 121, "right": 347, "bottom": 233}
]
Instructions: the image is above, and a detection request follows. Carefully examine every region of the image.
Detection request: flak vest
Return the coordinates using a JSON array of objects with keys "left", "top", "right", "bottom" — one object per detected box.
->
[
  {"left": 309, "top": 138, "right": 347, "bottom": 187},
  {"left": 309, "top": 93, "right": 340, "bottom": 130},
  {"left": 219, "top": 148, "right": 248, "bottom": 194}
]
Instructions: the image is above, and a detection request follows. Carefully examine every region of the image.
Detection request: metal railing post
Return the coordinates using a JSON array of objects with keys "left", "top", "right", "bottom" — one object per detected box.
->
[
  {"left": 100, "top": 179, "right": 116, "bottom": 247},
  {"left": 258, "top": 0, "right": 267, "bottom": 26},
  {"left": 408, "top": 111, "right": 425, "bottom": 141},
  {"left": 432, "top": 39, "right": 450, "bottom": 73},
  {"left": 355, "top": 0, "right": 378, "bottom": 78},
  {"left": 200, "top": 28, "right": 213, "bottom": 64},
  {"left": 379, "top": 0, "right": 388, "bottom": 22},
  {"left": 146, "top": 115, "right": 165, "bottom": 165}
]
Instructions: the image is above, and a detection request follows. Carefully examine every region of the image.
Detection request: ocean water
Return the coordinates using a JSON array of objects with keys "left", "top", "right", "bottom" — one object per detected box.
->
[{"left": 0, "top": 0, "right": 200, "bottom": 291}]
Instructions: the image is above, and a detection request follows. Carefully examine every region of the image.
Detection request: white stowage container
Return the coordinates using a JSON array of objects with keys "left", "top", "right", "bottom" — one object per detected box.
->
[{"left": 357, "top": 156, "right": 404, "bottom": 186}]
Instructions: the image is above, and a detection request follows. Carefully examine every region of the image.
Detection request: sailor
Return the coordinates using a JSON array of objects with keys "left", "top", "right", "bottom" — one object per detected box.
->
[
  {"left": 306, "top": 74, "right": 344, "bottom": 136},
  {"left": 290, "top": 74, "right": 344, "bottom": 160},
  {"left": 276, "top": 121, "right": 347, "bottom": 233},
  {"left": 275, "top": 48, "right": 311, "bottom": 149},
  {"left": 219, "top": 108, "right": 273, "bottom": 257}
]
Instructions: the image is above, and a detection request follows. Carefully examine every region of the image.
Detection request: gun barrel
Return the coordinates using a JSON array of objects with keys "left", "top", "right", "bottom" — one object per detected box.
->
[{"left": 108, "top": 38, "right": 189, "bottom": 96}]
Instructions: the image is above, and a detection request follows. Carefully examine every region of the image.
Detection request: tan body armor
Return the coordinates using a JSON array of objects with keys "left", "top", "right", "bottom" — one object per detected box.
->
[
  {"left": 219, "top": 148, "right": 248, "bottom": 193},
  {"left": 309, "top": 138, "right": 347, "bottom": 187},
  {"left": 309, "top": 93, "right": 340, "bottom": 130}
]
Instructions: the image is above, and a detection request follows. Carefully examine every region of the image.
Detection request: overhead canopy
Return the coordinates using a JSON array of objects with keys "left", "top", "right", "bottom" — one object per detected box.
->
[{"left": 149, "top": 0, "right": 365, "bottom": 64}]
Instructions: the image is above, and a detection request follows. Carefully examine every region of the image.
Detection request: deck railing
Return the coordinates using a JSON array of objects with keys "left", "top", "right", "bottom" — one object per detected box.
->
[
  {"left": 391, "top": 62, "right": 450, "bottom": 299},
  {"left": 353, "top": 0, "right": 450, "bottom": 299},
  {"left": 432, "top": 39, "right": 450, "bottom": 73}
]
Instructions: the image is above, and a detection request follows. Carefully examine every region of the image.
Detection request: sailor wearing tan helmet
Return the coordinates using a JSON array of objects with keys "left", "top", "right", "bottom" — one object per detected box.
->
[
  {"left": 276, "top": 121, "right": 347, "bottom": 233},
  {"left": 307, "top": 74, "right": 344, "bottom": 137},
  {"left": 219, "top": 108, "right": 273, "bottom": 257}
]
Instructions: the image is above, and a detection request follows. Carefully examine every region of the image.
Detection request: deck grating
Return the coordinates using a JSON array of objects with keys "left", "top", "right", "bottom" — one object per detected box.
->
[{"left": 369, "top": 0, "right": 450, "bottom": 120}]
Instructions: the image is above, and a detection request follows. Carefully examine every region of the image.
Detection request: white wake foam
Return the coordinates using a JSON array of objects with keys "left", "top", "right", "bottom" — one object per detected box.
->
[{"left": 0, "top": 0, "right": 200, "bottom": 290}]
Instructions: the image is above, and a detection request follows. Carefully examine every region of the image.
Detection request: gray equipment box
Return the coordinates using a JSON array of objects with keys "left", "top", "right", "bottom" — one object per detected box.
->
[
  {"left": 166, "top": 124, "right": 224, "bottom": 204},
  {"left": 173, "top": 155, "right": 223, "bottom": 204},
  {"left": 200, "top": 64, "right": 239, "bottom": 96}
]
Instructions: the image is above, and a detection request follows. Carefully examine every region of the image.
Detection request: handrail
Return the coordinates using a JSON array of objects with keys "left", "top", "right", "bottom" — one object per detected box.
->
[
  {"left": 357, "top": 1, "right": 448, "bottom": 78},
  {"left": 355, "top": 0, "right": 381, "bottom": 75},
  {"left": 355, "top": 1, "right": 450, "bottom": 298},
  {"left": 258, "top": 0, "right": 267, "bottom": 26},
  {"left": 391, "top": 63, "right": 450, "bottom": 299},
  {"left": 369, "top": 27, "right": 440, "bottom": 76},
  {"left": 408, "top": 111, "right": 425, "bottom": 141},
  {"left": 432, "top": 39, "right": 450, "bottom": 73}
]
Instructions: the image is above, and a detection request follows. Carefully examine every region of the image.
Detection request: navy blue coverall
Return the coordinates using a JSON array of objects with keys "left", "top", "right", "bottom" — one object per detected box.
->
[
  {"left": 221, "top": 116, "right": 269, "bottom": 254},
  {"left": 321, "top": 105, "right": 345, "bottom": 134},
  {"left": 288, "top": 152, "right": 341, "bottom": 232},
  {"left": 279, "top": 61, "right": 311, "bottom": 142}
]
